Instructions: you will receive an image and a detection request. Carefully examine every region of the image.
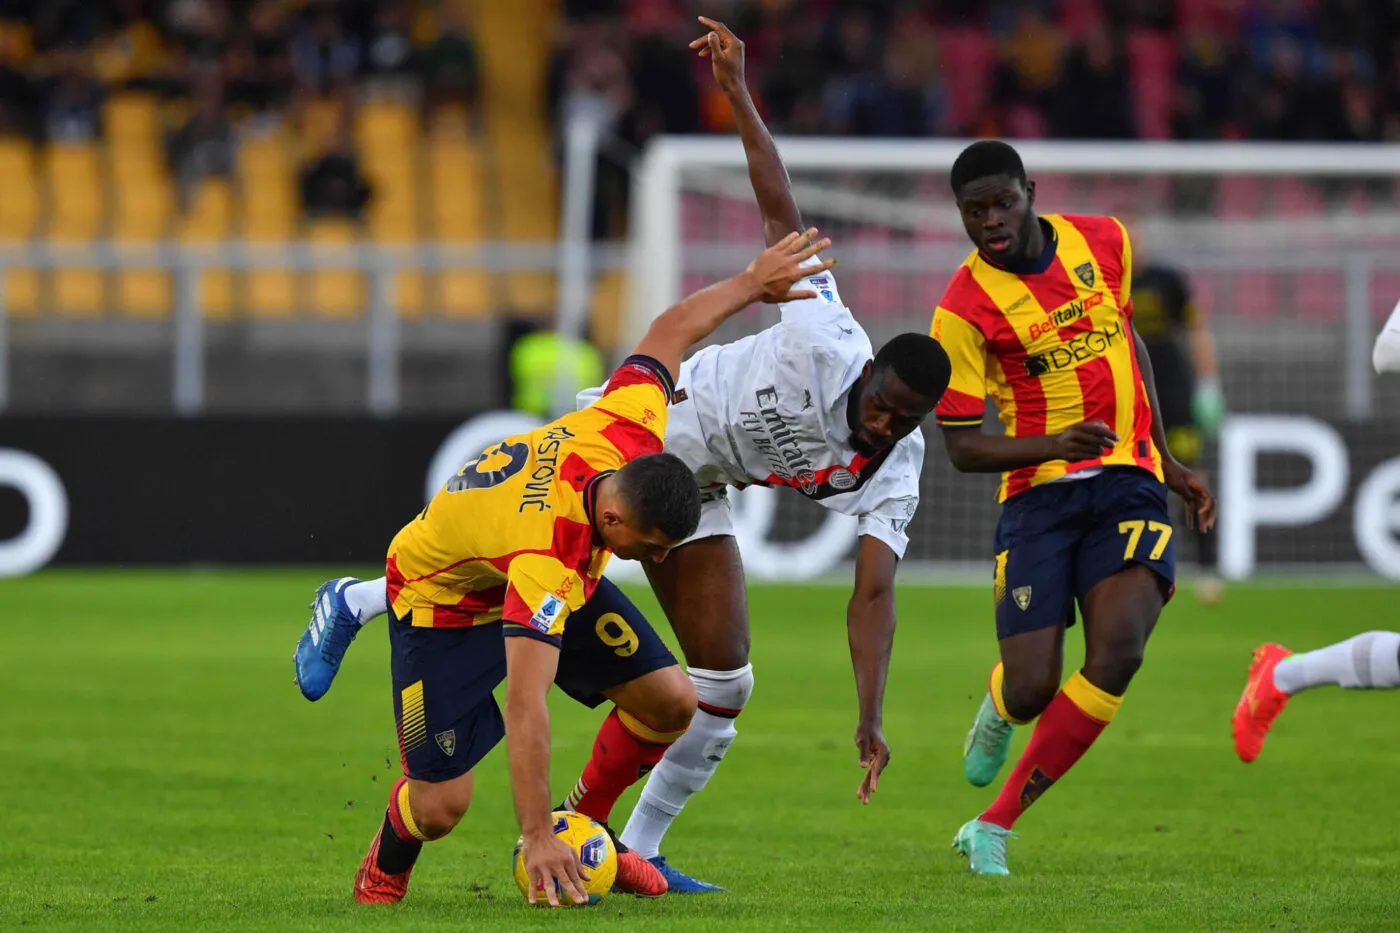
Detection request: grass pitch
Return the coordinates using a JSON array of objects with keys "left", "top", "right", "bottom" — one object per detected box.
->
[{"left": 1, "top": 570, "right": 1396, "bottom": 932}]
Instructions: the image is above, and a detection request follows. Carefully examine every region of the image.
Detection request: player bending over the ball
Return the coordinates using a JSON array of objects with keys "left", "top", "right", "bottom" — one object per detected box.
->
[
  {"left": 930, "top": 140, "right": 1216, "bottom": 875},
  {"left": 349, "top": 233, "right": 833, "bottom": 906},
  {"left": 1233, "top": 632, "right": 1400, "bottom": 763},
  {"left": 296, "top": 16, "right": 952, "bottom": 896}
]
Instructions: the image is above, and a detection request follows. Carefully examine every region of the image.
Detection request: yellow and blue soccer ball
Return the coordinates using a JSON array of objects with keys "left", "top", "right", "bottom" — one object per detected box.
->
[{"left": 512, "top": 810, "right": 617, "bottom": 907}]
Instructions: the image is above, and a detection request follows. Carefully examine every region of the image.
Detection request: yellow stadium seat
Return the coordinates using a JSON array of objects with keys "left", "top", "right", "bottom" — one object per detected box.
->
[
  {"left": 237, "top": 132, "right": 297, "bottom": 317},
  {"left": 428, "top": 131, "right": 489, "bottom": 317},
  {"left": 0, "top": 139, "right": 39, "bottom": 316},
  {"left": 44, "top": 142, "right": 105, "bottom": 316},
  {"left": 0, "top": 139, "right": 38, "bottom": 239},
  {"left": 300, "top": 97, "right": 344, "bottom": 159},
  {"left": 177, "top": 178, "right": 235, "bottom": 319},
  {"left": 357, "top": 99, "right": 416, "bottom": 154},
  {"left": 111, "top": 154, "right": 175, "bottom": 318},
  {"left": 104, "top": 93, "right": 161, "bottom": 153},
  {"left": 363, "top": 151, "right": 423, "bottom": 316},
  {"left": 304, "top": 217, "right": 363, "bottom": 317}
]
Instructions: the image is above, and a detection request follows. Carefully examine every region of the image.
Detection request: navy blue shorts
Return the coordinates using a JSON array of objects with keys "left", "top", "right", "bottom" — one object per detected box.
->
[
  {"left": 992, "top": 467, "right": 1176, "bottom": 640},
  {"left": 390, "top": 577, "right": 677, "bottom": 782}
]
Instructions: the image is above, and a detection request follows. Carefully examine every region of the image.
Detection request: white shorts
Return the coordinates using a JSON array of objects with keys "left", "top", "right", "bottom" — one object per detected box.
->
[{"left": 683, "top": 489, "right": 736, "bottom": 546}]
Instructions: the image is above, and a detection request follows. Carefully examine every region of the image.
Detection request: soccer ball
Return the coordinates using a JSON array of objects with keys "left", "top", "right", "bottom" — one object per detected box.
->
[{"left": 512, "top": 810, "right": 617, "bottom": 907}]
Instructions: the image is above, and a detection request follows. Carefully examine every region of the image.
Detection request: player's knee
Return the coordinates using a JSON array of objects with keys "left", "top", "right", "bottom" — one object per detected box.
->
[
  {"left": 646, "top": 668, "right": 698, "bottom": 733},
  {"left": 409, "top": 784, "right": 471, "bottom": 838},
  {"left": 1003, "top": 675, "right": 1057, "bottom": 723},
  {"left": 690, "top": 663, "right": 755, "bottom": 716},
  {"left": 1084, "top": 636, "right": 1145, "bottom": 695}
]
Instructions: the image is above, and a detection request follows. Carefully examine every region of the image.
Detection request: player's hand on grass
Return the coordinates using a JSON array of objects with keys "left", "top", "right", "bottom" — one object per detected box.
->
[
  {"left": 1051, "top": 420, "right": 1119, "bottom": 463},
  {"left": 690, "top": 16, "right": 745, "bottom": 94},
  {"left": 854, "top": 721, "right": 891, "bottom": 805},
  {"left": 1164, "top": 457, "right": 1217, "bottom": 533},
  {"left": 521, "top": 830, "right": 590, "bottom": 907},
  {"left": 745, "top": 228, "right": 834, "bottom": 304}
]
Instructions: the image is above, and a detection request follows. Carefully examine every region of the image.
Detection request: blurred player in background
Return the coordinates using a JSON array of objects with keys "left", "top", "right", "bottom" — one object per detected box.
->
[
  {"left": 1231, "top": 303, "right": 1400, "bottom": 763},
  {"left": 348, "top": 233, "right": 833, "bottom": 906},
  {"left": 1233, "top": 633, "right": 1400, "bottom": 763},
  {"left": 1131, "top": 243, "right": 1226, "bottom": 604},
  {"left": 931, "top": 141, "right": 1216, "bottom": 875},
  {"left": 297, "top": 16, "right": 952, "bottom": 895}
]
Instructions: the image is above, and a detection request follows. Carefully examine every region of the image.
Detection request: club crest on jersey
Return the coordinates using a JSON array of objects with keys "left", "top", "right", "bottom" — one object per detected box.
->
[
  {"left": 1074, "top": 262, "right": 1096, "bottom": 288},
  {"left": 1013, "top": 586, "right": 1033, "bottom": 610},
  {"left": 828, "top": 468, "right": 858, "bottom": 491},
  {"left": 435, "top": 729, "right": 457, "bottom": 756},
  {"left": 529, "top": 594, "right": 564, "bottom": 633}
]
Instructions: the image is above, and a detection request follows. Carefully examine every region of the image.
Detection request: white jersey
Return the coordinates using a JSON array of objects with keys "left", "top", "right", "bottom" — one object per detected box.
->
[
  {"left": 580, "top": 265, "right": 924, "bottom": 559},
  {"left": 1375, "top": 298, "right": 1400, "bottom": 374}
]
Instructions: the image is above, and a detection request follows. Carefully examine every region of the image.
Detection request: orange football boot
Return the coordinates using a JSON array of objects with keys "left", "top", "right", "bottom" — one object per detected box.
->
[
  {"left": 354, "top": 824, "right": 416, "bottom": 904},
  {"left": 1233, "top": 643, "right": 1293, "bottom": 763},
  {"left": 613, "top": 847, "right": 668, "bottom": 898}
]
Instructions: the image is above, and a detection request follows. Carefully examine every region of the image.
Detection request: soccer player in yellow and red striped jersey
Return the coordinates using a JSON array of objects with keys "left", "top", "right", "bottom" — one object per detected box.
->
[
  {"left": 350, "top": 230, "right": 834, "bottom": 907},
  {"left": 930, "top": 141, "right": 1216, "bottom": 875}
]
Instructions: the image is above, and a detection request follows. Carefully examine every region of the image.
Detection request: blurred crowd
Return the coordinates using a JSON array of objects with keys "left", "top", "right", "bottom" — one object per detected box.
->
[
  {"left": 0, "top": 0, "right": 479, "bottom": 220},
  {"left": 550, "top": 0, "right": 1400, "bottom": 148}
]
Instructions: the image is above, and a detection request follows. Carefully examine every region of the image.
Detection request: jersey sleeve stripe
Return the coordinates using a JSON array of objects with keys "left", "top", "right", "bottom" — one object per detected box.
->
[
  {"left": 598, "top": 412, "right": 665, "bottom": 462},
  {"left": 606, "top": 354, "right": 676, "bottom": 400},
  {"left": 502, "top": 623, "right": 562, "bottom": 646}
]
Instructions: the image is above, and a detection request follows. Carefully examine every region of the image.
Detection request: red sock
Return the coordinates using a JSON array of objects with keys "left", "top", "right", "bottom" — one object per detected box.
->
[
  {"left": 565, "top": 707, "right": 686, "bottom": 824},
  {"left": 981, "top": 671, "right": 1123, "bottom": 830}
]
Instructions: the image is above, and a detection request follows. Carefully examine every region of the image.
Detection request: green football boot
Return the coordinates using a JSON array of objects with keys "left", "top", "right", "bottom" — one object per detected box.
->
[
  {"left": 952, "top": 819, "right": 1015, "bottom": 876},
  {"left": 962, "top": 693, "right": 1014, "bottom": 787}
]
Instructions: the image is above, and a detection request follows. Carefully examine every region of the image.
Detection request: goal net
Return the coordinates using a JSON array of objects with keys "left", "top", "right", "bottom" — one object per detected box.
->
[{"left": 623, "top": 139, "right": 1400, "bottom": 581}]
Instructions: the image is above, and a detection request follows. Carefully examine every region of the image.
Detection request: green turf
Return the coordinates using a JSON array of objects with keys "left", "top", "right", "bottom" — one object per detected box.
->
[{"left": 1, "top": 570, "right": 1396, "bottom": 931}]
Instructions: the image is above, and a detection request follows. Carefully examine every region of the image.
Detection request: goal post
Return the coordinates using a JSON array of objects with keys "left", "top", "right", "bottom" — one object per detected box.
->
[{"left": 623, "top": 137, "right": 1400, "bottom": 581}]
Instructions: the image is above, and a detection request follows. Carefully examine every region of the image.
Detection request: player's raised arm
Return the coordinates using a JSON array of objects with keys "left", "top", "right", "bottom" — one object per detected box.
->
[
  {"left": 633, "top": 230, "right": 833, "bottom": 382},
  {"left": 691, "top": 18, "right": 802, "bottom": 248}
]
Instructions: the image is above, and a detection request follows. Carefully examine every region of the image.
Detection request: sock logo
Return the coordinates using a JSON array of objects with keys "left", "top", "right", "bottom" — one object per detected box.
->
[
  {"left": 1019, "top": 767, "right": 1055, "bottom": 810},
  {"left": 702, "top": 736, "right": 733, "bottom": 763},
  {"left": 435, "top": 729, "right": 457, "bottom": 756}
]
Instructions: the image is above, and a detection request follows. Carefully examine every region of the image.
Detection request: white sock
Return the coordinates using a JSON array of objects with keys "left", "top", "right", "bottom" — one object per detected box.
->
[
  {"left": 620, "top": 664, "right": 754, "bottom": 859},
  {"left": 1272, "top": 631, "right": 1400, "bottom": 695},
  {"left": 342, "top": 576, "right": 389, "bottom": 625}
]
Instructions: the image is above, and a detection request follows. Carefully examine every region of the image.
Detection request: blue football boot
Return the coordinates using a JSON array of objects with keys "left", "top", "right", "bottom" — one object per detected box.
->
[
  {"left": 294, "top": 577, "right": 363, "bottom": 701},
  {"left": 647, "top": 856, "right": 726, "bottom": 894}
]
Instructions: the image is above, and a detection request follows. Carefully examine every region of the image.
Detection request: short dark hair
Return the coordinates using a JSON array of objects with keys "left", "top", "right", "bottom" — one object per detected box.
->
[
  {"left": 613, "top": 453, "right": 701, "bottom": 542},
  {"left": 873, "top": 333, "right": 952, "bottom": 403},
  {"left": 950, "top": 140, "right": 1026, "bottom": 195}
]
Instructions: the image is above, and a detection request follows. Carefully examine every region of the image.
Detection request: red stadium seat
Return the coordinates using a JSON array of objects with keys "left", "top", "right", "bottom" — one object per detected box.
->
[
  {"left": 1273, "top": 177, "right": 1324, "bottom": 217},
  {"left": 1231, "top": 270, "right": 1278, "bottom": 319},
  {"left": 938, "top": 27, "right": 994, "bottom": 134},
  {"left": 1295, "top": 270, "right": 1342, "bottom": 320},
  {"left": 1217, "top": 176, "right": 1261, "bottom": 219},
  {"left": 1058, "top": 0, "right": 1104, "bottom": 39}
]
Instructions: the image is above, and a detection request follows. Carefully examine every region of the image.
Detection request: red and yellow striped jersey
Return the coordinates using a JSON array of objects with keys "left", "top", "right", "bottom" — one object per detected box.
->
[
  {"left": 931, "top": 214, "right": 1161, "bottom": 502},
  {"left": 385, "top": 355, "right": 673, "bottom": 644}
]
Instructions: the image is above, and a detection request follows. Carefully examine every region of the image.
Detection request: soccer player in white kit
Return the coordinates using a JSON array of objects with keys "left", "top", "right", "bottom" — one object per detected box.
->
[
  {"left": 1229, "top": 298, "right": 1400, "bottom": 763},
  {"left": 292, "top": 16, "right": 952, "bottom": 894}
]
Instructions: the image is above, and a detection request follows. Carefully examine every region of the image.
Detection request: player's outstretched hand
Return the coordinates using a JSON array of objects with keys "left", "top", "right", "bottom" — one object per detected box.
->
[
  {"left": 521, "top": 831, "right": 590, "bottom": 907},
  {"left": 854, "top": 721, "right": 891, "bottom": 806},
  {"left": 1164, "top": 457, "right": 1217, "bottom": 533},
  {"left": 1051, "top": 420, "right": 1119, "bottom": 463},
  {"left": 689, "top": 16, "right": 744, "bottom": 93},
  {"left": 745, "top": 228, "right": 834, "bottom": 304}
]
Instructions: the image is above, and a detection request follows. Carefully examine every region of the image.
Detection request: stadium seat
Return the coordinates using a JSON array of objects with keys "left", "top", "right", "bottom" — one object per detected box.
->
[
  {"left": 361, "top": 103, "right": 424, "bottom": 316},
  {"left": 110, "top": 137, "right": 175, "bottom": 318},
  {"left": 237, "top": 129, "right": 297, "bottom": 317},
  {"left": 1127, "top": 31, "right": 1176, "bottom": 141},
  {"left": 428, "top": 127, "right": 489, "bottom": 317},
  {"left": 1296, "top": 270, "right": 1342, "bottom": 320},
  {"left": 176, "top": 177, "right": 235, "bottom": 318},
  {"left": 304, "top": 217, "right": 364, "bottom": 317},
  {"left": 44, "top": 142, "right": 105, "bottom": 317},
  {"left": 104, "top": 93, "right": 161, "bottom": 153},
  {"left": 0, "top": 138, "right": 40, "bottom": 315},
  {"left": 938, "top": 27, "right": 994, "bottom": 133},
  {"left": 1273, "top": 177, "right": 1324, "bottom": 217}
]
